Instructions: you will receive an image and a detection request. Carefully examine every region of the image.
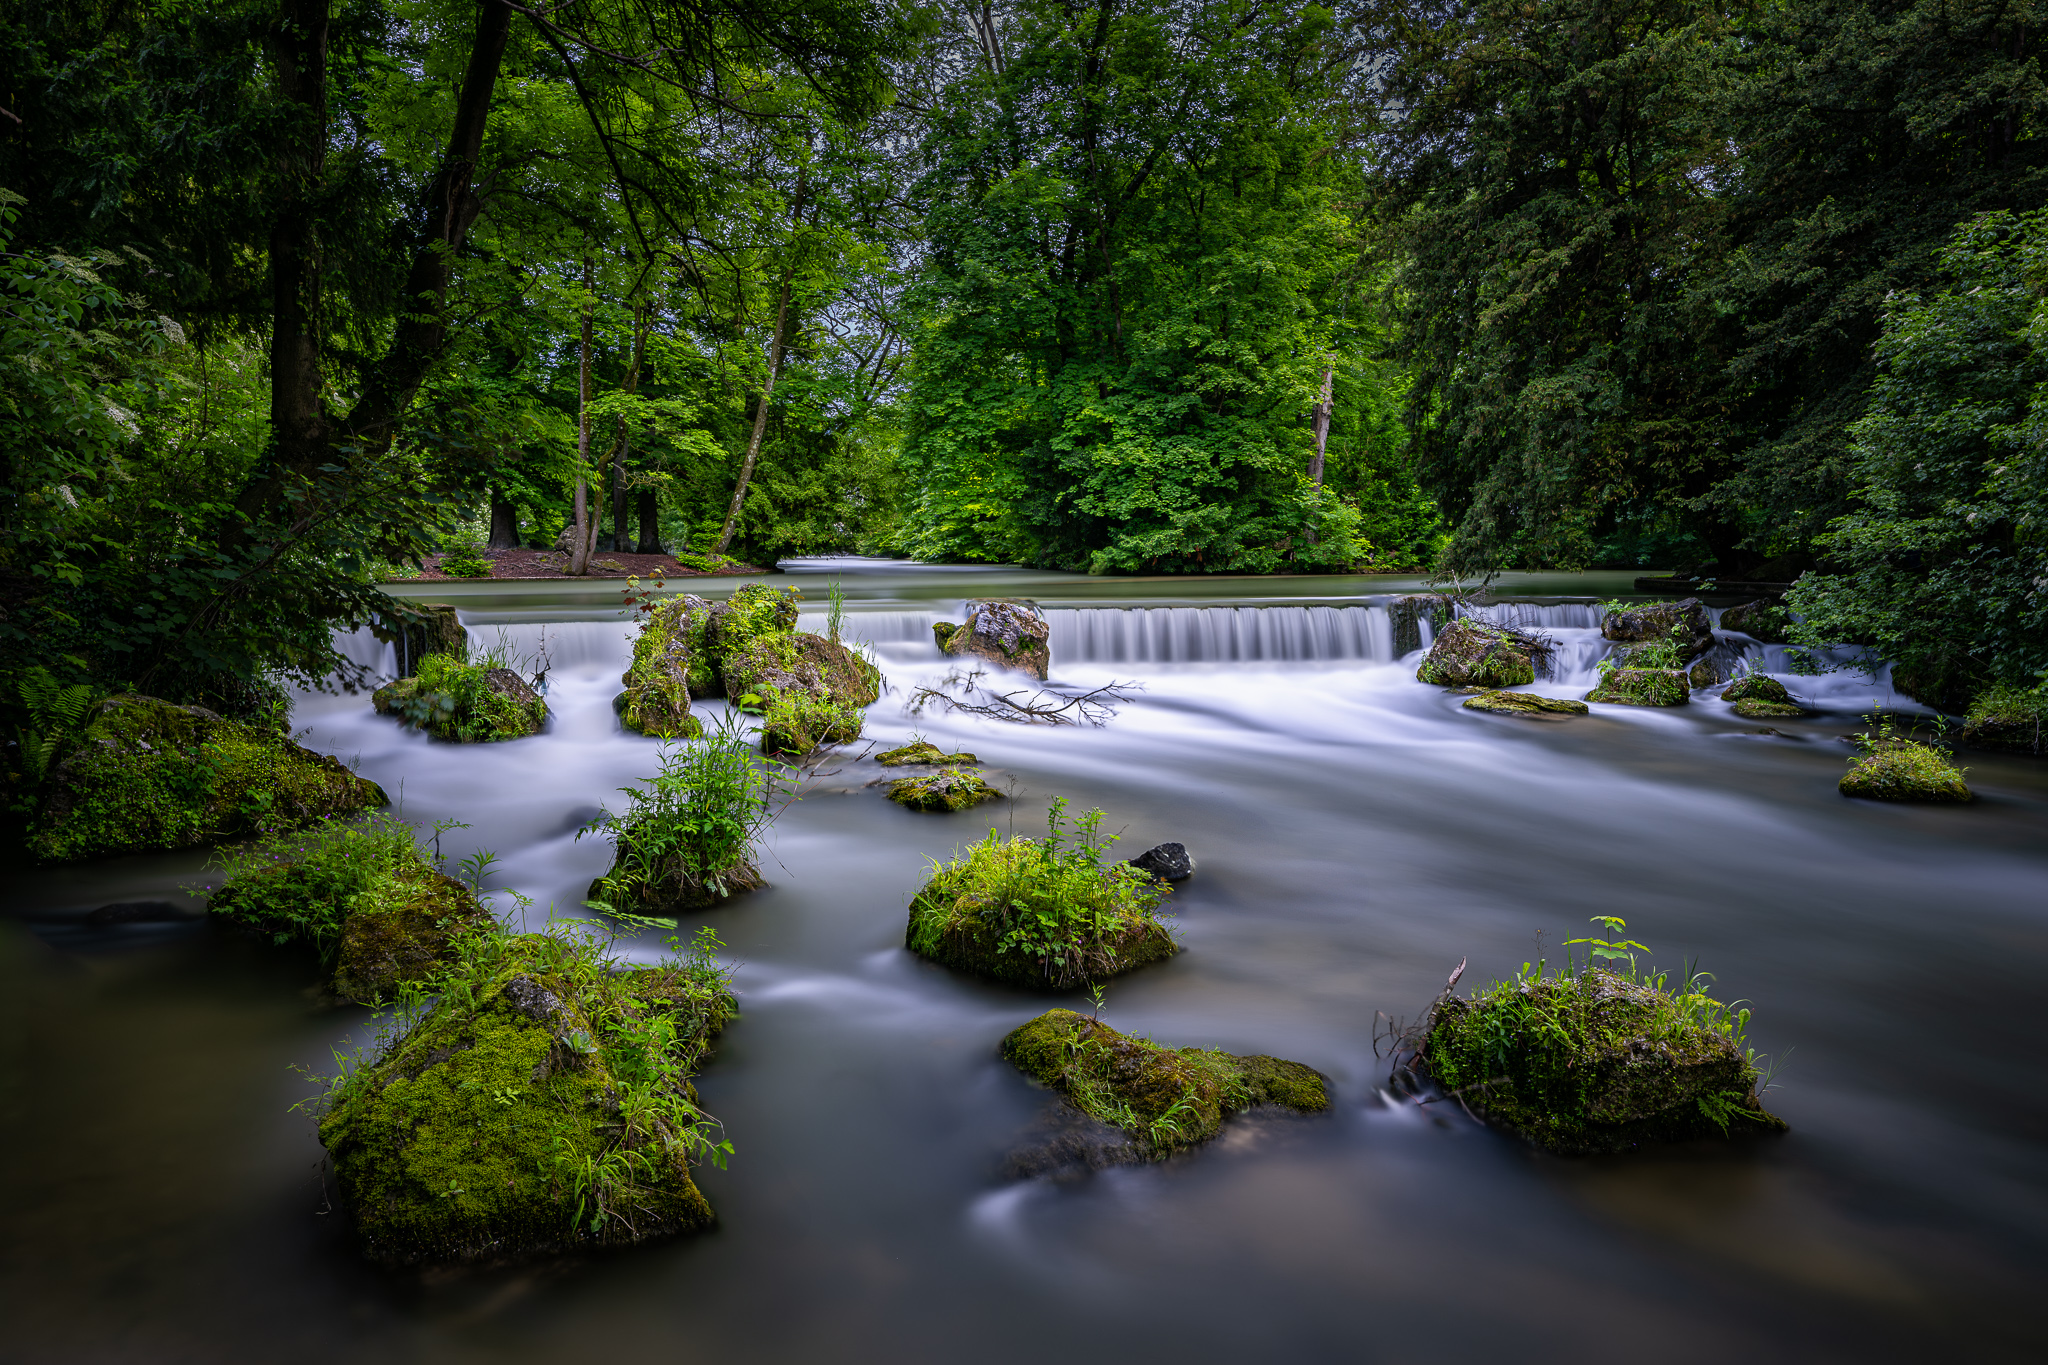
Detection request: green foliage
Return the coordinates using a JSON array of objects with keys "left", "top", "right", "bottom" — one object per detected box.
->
[
  {"left": 906, "top": 798, "right": 1175, "bottom": 988},
  {"left": 207, "top": 813, "right": 428, "bottom": 953},
  {"left": 11, "top": 666, "right": 98, "bottom": 788},
  {"left": 372, "top": 644, "right": 546, "bottom": 743},
  {"left": 586, "top": 717, "right": 793, "bottom": 913}
]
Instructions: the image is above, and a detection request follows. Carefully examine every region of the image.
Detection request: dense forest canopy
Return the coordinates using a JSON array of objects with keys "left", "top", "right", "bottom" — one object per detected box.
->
[{"left": 1, "top": 0, "right": 2044, "bottom": 714}]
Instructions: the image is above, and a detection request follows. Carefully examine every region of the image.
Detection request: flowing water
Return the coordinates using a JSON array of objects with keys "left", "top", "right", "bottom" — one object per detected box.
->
[{"left": 5, "top": 560, "right": 2048, "bottom": 1364}]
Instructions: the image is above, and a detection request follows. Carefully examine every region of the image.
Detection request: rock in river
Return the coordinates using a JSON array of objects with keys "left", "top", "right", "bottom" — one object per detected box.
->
[
  {"left": 942, "top": 599, "right": 1051, "bottom": 679},
  {"left": 1125, "top": 842, "right": 1195, "bottom": 881},
  {"left": 1416, "top": 619, "right": 1538, "bottom": 689},
  {"left": 1462, "top": 691, "right": 1589, "bottom": 717}
]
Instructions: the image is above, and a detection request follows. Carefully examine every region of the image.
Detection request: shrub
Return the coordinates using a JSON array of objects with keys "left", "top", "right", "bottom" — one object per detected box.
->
[
  {"left": 372, "top": 642, "right": 546, "bottom": 743},
  {"left": 905, "top": 799, "right": 1178, "bottom": 988}
]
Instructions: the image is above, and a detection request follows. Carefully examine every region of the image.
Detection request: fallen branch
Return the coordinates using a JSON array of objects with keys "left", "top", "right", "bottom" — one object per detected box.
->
[{"left": 906, "top": 668, "right": 1141, "bottom": 727}]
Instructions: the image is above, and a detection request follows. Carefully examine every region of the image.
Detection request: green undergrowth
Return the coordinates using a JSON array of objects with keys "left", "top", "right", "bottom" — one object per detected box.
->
[
  {"left": 308, "top": 914, "right": 739, "bottom": 1268},
  {"left": 1586, "top": 667, "right": 1689, "bottom": 706},
  {"left": 905, "top": 799, "right": 1178, "bottom": 989},
  {"left": 584, "top": 716, "right": 791, "bottom": 913},
  {"left": 877, "top": 740, "right": 979, "bottom": 766},
  {"left": 1002, "top": 1008, "right": 1328, "bottom": 1156},
  {"left": 1421, "top": 918, "right": 1787, "bottom": 1156},
  {"left": 726, "top": 631, "right": 882, "bottom": 755},
  {"left": 1962, "top": 683, "right": 2048, "bottom": 754},
  {"left": 205, "top": 813, "right": 493, "bottom": 1003},
  {"left": 373, "top": 641, "right": 545, "bottom": 743},
  {"left": 1840, "top": 710, "right": 1972, "bottom": 801}
]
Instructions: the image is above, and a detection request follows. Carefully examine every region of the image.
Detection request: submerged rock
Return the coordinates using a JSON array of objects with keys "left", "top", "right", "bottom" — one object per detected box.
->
[
  {"left": 1423, "top": 968, "right": 1787, "bottom": 1156},
  {"left": 943, "top": 599, "right": 1051, "bottom": 679},
  {"left": 318, "top": 933, "right": 736, "bottom": 1268},
  {"left": 374, "top": 662, "right": 546, "bottom": 743},
  {"left": 887, "top": 768, "right": 1003, "bottom": 813},
  {"left": 1585, "top": 668, "right": 1690, "bottom": 707},
  {"left": 876, "top": 741, "right": 979, "bottom": 766},
  {"left": 1462, "top": 690, "right": 1589, "bottom": 717},
  {"left": 1416, "top": 619, "right": 1538, "bottom": 689},
  {"left": 1601, "top": 597, "right": 1714, "bottom": 662},
  {"left": 1719, "top": 599, "right": 1790, "bottom": 642},
  {"left": 1125, "top": 842, "right": 1195, "bottom": 881},
  {"left": 725, "top": 631, "right": 882, "bottom": 755},
  {"left": 30, "top": 696, "right": 385, "bottom": 863},
  {"left": 1960, "top": 684, "right": 2048, "bottom": 755},
  {"left": 1840, "top": 742, "right": 1972, "bottom": 802},
  {"left": 1000, "top": 1009, "right": 1328, "bottom": 1164},
  {"left": 1732, "top": 699, "right": 1804, "bottom": 719}
]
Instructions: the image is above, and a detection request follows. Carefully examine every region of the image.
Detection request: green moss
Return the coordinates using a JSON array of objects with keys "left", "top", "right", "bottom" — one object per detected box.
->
[
  {"left": 932, "top": 621, "right": 959, "bottom": 649},
  {"left": 1961, "top": 683, "right": 2048, "bottom": 755},
  {"left": 1723, "top": 674, "right": 1793, "bottom": 706},
  {"left": 619, "top": 594, "right": 715, "bottom": 738},
  {"left": 888, "top": 768, "right": 1003, "bottom": 811},
  {"left": 1423, "top": 967, "right": 1786, "bottom": 1156},
  {"left": 706, "top": 584, "right": 801, "bottom": 680},
  {"left": 1461, "top": 691, "right": 1589, "bottom": 717},
  {"left": 29, "top": 696, "right": 386, "bottom": 863},
  {"left": 373, "top": 653, "right": 546, "bottom": 743},
  {"left": 877, "top": 741, "right": 979, "bottom": 766},
  {"left": 1001, "top": 1010, "right": 1327, "bottom": 1155},
  {"left": 1586, "top": 668, "right": 1690, "bottom": 706},
  {"left": 944, "top": 599, "right": 1052, "bottom": 678},
  {"left": 905, "top": 808, "right": 1178, "bottom": 989},
  {"left": 1732, "top": 699, "right": 1804, "bottom": 719},
  {"left": 725, "top": 632, "right": 882, "bottom": 755},
  {"left": 1415, "top": 619, "right": 1538, "bottom": 688},
  {"left": 316, "top": 926, "right": 738, "bottom": 1269},
  {"left": 1840, "top": 742, "right": 1972, "bottom": 802}
]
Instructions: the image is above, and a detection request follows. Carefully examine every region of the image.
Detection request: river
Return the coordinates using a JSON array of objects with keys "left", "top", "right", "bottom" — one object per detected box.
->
[{"left": 4, "top": 559, "right": 2046, "bottom": 1363}]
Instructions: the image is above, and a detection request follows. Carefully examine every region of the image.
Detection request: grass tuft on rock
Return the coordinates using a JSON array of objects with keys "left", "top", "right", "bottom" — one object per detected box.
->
[
  {"left": 1840, "top": 741, "right": 1972, "bottom": 802},
  {"left": 311, "top": 917, "right": 739, "bottom": 1269},
  {"left": 877, "top": 740, "right": 979, "bottom": 766},
  {"left": 889, "top": 768, "right": 1003, "bottom": 812},
  {"left": 1416, "top": 918, "right": 1787, "bottom": 1156},
  {"left": 207, "top": 812, "right": 493, "bottom": 1004},
  {"left": 1961, "top": 682, "right": 2048, "bottom": 755},
  {"left": 725, "top": 632, "right": 882, "bottom": 755},
  {"left": 1586, "top": 667, "right": 1689, "bottom": 706},
  {"left": 373, "top": 643, "right": 546, "bottom": 743},
  {"left": 906, "top": 799, "right": 1178, "bottom": 989},
  {"left": 1002, "top": 1008, "right": 1328, "bottom": 1157}
]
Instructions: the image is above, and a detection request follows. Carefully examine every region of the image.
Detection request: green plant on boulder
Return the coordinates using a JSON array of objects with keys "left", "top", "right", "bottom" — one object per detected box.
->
[
  {"left": 29, "top": 695, "right": 386, "bottom": 863},
  {"left": 207, "top": 813, "right": 493, "bottom": 1004},
  {"left": 1461, "top": 691, "right": 1589, "bottom": 717},
  {"left": 877, "top": 740, "right": 979, "bottom": 766},
  {"left": 724, "top": 632, "right": 883, "bottom": 755},
  {"left": 373, "top": 647, "right": 546, "bottom": 743},
  {"left": 1415, "top": 618, "right": 1539, "bottom": 688},
  {"left": 1586, "top": 667, "right": 1690, "bottom": 707},
  {"left": 1960, "top": 683, "right": 2048, "bottom": 755},
  {"left": 617, "top": 586, "right": 816, "bottom": 740},
  {"left": 905, "top": 798, "right": 1178, "bottom": 989},
  {"left": 1841, "top": 743, "right": 1973, "bottom": 802},
  {"left": 932, "top": 621, "right": 960, "bottom": 650},
  {"left": 1001, "top": 1009, "right": 1328, "bottom": 1157},
  {"left": 704, "top": 584, "right": 802, "bottom": 683},
  {"left": 312, "top": 918, "right": 738, "bottom": 1269},
  {"left": 1413, "top": 917, "right": 1787, "bottom": 1156},
  {"left": 1723, "top": 673, "right": 1804, "bottom": 719},
  {"left": 585, "top": 717, "right": 790, "bottom": 914},
  {"left": 888, "top": 768, "right": 1003, "bottom": 812}
]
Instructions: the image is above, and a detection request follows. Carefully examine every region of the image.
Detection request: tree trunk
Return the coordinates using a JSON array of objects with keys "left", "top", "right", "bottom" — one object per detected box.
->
[
  {"left": 488, "top": 490, "right": 520, "bottom": 548},
  {"left": 609, "top": 303, "right": 647, "bottom": 555},
  {"left": 711, "top": 273, "right": 793, "bottom": 557},
  {"left": 1308, "top": 363, "right": 1334, "bottom": 488},
  {"left": 635, "top": 488, "right": 663, "bottom": 554},
  {"left": 568, "top": 256, "right": 596, "bottom": 576}
]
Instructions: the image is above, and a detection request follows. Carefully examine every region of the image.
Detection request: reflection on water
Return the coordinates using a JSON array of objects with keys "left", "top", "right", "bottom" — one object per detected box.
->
[{"left": 4, "top": 560, "right": 2047, "bottom": 1363}]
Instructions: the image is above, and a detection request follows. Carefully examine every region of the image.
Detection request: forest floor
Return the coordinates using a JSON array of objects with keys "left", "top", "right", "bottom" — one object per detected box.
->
[{"left": 387, "top": 548, "right": 769, "bottom": 582}]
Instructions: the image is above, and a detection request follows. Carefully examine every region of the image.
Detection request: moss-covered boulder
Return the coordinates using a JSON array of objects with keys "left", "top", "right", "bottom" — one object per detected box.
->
[
  {"left": 1461, "top": 690, "right": 1589, "bottom": 717},
  {"left": 373, "top": 654, "right": 546, "bottom": 743},
  {"left": 30, "top": 696, "right": 386, "bottom": 863},
  {"left": 1601, "top": 597, "right": 1714, "bottom": 662},
  {"left": 1423, "top": 968, "right": 1786, "bottom": 1156},
  {"left": 944, "top": 599, "right": 1051, "bottom": 679},
  {"left": 1416, "top": 618, "right": 1538, "bottom": 688},
  {"left": 618, "top": 593, "right": 716, "bottom": 737},
  {"left": 209, "top": 816, "right": 493, "bottom": 1004},
  {"left": 906, "top": 814, "right": 1178, "bottom": 989},
  {"left": 704, "top": 583, "right": 802, "bottom": 680},
  {"left": 317, "top": 930, "right": 737, "bottom": 1268},
  {"left": 1961, "top": 684, "right": 2047, "bottom": 755},
  {"left": 725, "top": 631, "right": 883, "bottom": 755},
  {"left": 1719, "top": 599, "right": 1790, "bottom": 642},
  {"left": 1840, "top": 742, "right": 1972, "bottom": 802},
  {"left": 1001, "top": 1009, "right": 1328, "bottom": 1161},
  {"left": 888, "top": 768, "right": 1003, "bottom": 812},
  {"left": 932, "top": 621, "right": 959, "bottom": 650},
  {"left": 1586, "top": 668, "right": 1689, "bottom": 706},
  {"left": 1723, "top": 674, "right": 1804, "bottom": 719},
  {"left": 1731, "top": 699, "right": 1803, "bottom": 719},
  {"left": 878, "top": 740, "right": 978, "bottom": 766}
]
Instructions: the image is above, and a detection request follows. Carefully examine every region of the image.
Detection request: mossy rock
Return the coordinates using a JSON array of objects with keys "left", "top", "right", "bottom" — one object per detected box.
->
[
  {"left": 1719, "top": 600, "right": 1790, "bottom": 642},
  {"left": 932, "top": 621, "right": 959, "bottom": 650},
  {"left": 29, "top": 696, "right": 386, "bottom": 863},
  {"left": 878, "top": 741, "right": 980, "bottom": 767},
  {"left": 587, "top": 857, "right": 765, "bottom": 916},
  {"left": 373, "top": 662, "right": 546, "bottom": 743},
  {"left": 618, "top": 593, "right": 716, "bottom": 737},
  {"left": 1423, "top": 969, "right": 1787, "bottom": 1156},
  {"left": 1960, "top": 684, "right": 2048, "bottom": 756},
  {"left": 944, "top": 599, "right": 1051, "bottom": 679},
  {"left": 703, "top": 584, "right": 802, "bottom": 687},
  {"left": 1601, "top": 597, "right": 1713, "bottom": 662},
  {"left": 1461, "top": 690, "right": 1589, "bottom": 717},
  {"left": 888, "top": 769, "right": 1003, "bottom": 812},
  {"left": 1687, "top": 657, "right": 1722, "bottom": 688},
  {"left": 1389, "top": 594, "right": 1452, "bottom": 656},
  {"left": 725, "top": 631, "right": 883, "bottom": 755},
  {"left": 1840, "top": 742, "right": 1972, "bottom": 802},
  {"left": 1724, "top": 674, "right": 1793, "bottom": 706},
  {"left": 372, "top": 602, "right": 468, "bottom": 677},
  {"left": 1586, "top": 668, "right": 1690, "bottom": 707},
  {"left": 1001, "top": 1009, "right": 1328, "bottom": 1160},
  {"left": 906, "top": 888, "right": 1176, "bottom": 990},
  {"left": 1732, "top": 699, "right": 1804, "bottom": 720},
  {"left": 319, "top": 935, "right": 735, "bottom": 1268},
  {"left": 1416, "top": 618, "right": 1537, "bottom": 689}
]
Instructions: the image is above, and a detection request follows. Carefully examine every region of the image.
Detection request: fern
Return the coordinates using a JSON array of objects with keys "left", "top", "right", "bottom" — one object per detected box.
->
[{"left": 15, "top": 668, "right": 98, "bottom": 784}]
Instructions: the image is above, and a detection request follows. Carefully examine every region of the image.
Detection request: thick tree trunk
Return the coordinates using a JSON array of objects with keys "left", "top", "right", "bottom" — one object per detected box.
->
[
  {"left": 711, "top": 274, "right": 793, "bottom": 557},
  {"left": 1308, "top": 363, "right": 1333, "bottom": 488},
  {"left": 488, "top": 490, "right": 520, "bottom": 548},
  {"left": 568, "top": 257, "right": 596, "bottom": 576},
  {"left": 635, "top": 489, "right": 663, "bottom": 554}
]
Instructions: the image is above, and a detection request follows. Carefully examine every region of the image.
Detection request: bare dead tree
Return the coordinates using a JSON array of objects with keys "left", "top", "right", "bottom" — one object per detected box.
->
[{"left": 906, "top": 668, "right": 1141, "bottom": 727}]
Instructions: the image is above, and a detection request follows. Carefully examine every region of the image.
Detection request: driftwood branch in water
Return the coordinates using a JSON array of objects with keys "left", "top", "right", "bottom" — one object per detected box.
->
[{"left": 906, "top": 668, "right": 1141, "bottom": 727}]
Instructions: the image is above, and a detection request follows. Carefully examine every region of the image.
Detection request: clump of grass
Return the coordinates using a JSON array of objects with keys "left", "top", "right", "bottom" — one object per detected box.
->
[
  {"left": 373, "top": 637, "right": 546, "bottom": 743},
  {"left": 1841, "top": 707, "right": 1972, "bottom": 802},
  {"left": 585, "top": 715, "right": 793, "bottom": 913},
  {"left": 905, "top": 798, "right": 1178, "bottom": 989}
]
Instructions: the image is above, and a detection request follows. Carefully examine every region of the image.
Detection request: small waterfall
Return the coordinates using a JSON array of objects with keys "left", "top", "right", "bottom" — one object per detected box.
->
[
  {"left": 471, "top": 620, "right": 636, "bottom": 675},
  {"left": 1045, "top": 605, "right": 1394, "bottom": 663}
]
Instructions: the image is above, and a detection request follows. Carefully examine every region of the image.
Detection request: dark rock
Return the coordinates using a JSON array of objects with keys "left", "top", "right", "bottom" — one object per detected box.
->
[
  {"left": 1415, "top": 618, "right": 1537, "bottom": 689},
  {"left": 1125, "top": 842, "right": 1194, "bottom": 881},
  {"left": 1389, "top": 594, "right": 1452, "bottom": 656},
  {"left": 86, "top": 900, "right": 197, "bottom": 925},
  {"left": 373, "top": 602, "right": 466, "bottom": 679},
  {"left": 943, "top": 599, "right": 1051, "bottom": 679},
  {"left": 1601, "top": 597, "right": 1713, "bottom": 662},
  {"left": 1719, "top": 599, "right": 1790, "bottom": 642}
]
